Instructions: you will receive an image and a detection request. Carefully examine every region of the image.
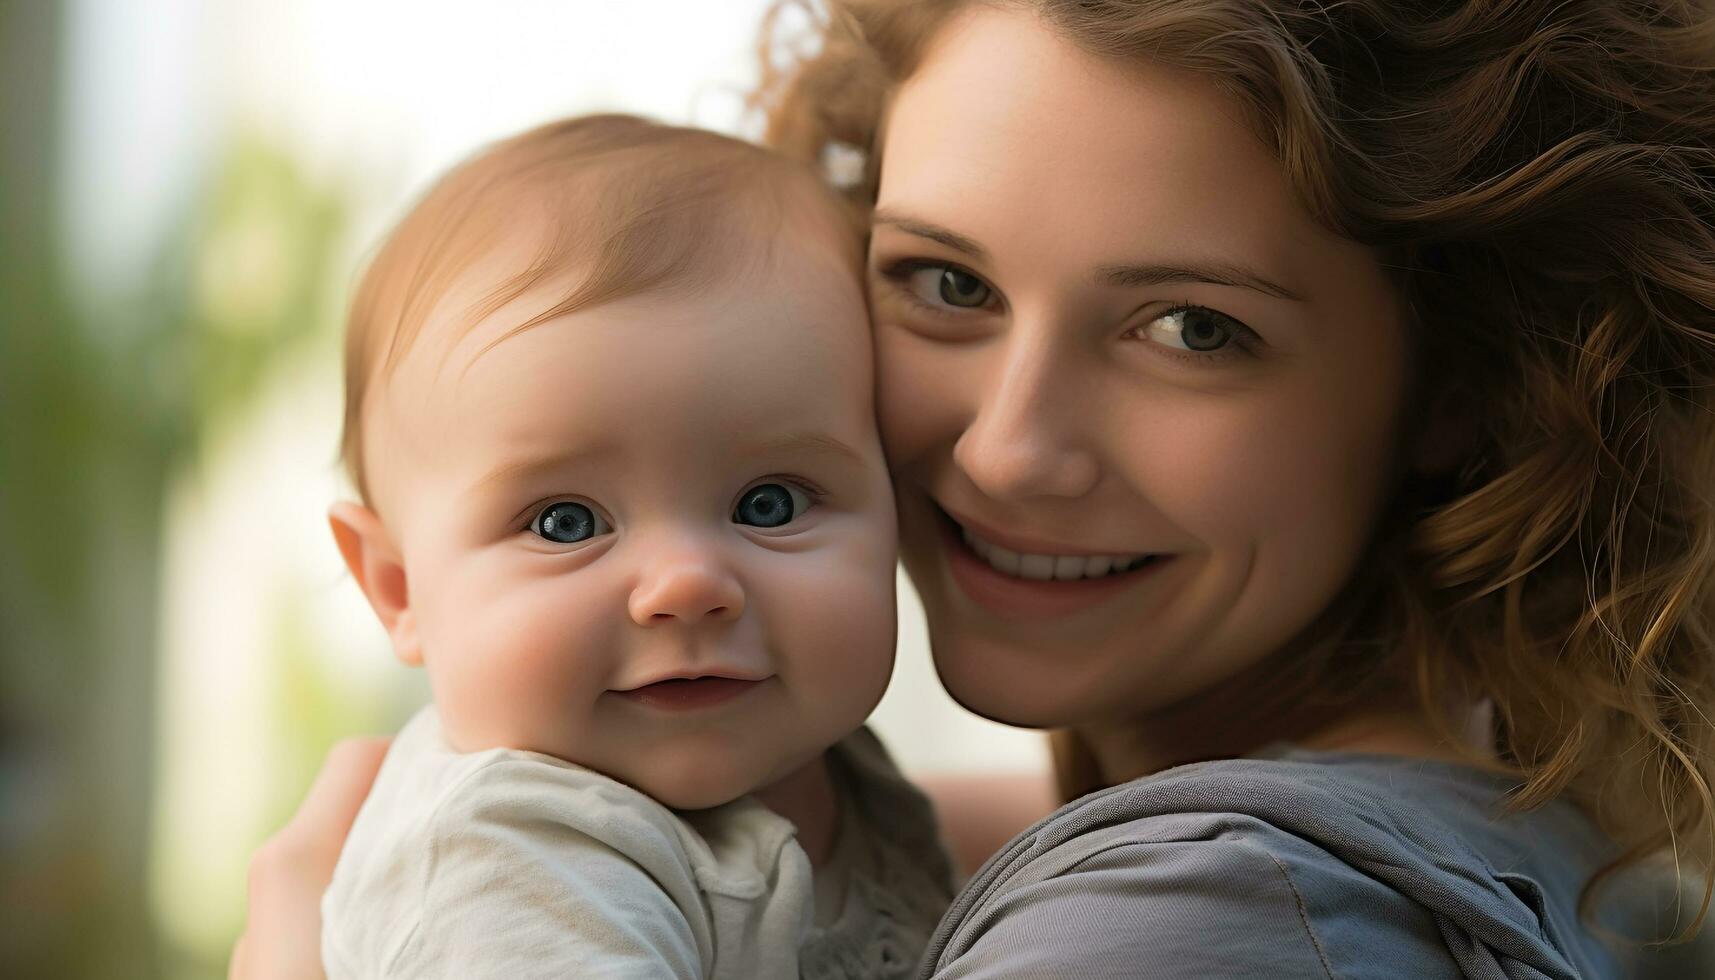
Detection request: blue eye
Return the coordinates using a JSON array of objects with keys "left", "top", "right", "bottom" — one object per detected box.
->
[
  {"left": 733, "top": 483, "right": 812, "bottom": 528},
  {"left": 532, "top": 501, "right": 611, "bottom": 543}
]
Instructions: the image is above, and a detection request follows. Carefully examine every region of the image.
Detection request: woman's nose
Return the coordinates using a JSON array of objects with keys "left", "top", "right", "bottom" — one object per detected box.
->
[
  {"left": 953, "top": 333, "right": 1101, "bottom": 501},
  {"left": 627, "top": 545, "right": 745, "bottom": 627}
]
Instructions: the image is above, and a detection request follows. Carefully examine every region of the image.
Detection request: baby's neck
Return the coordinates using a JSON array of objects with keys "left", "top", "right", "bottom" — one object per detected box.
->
[{"left": 751, "top": 753, "right": 839, "bottom": 867}]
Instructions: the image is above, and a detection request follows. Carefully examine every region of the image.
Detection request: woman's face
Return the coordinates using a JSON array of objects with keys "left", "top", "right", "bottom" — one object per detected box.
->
[{"left": 870, "top": 6, "right": 1412, "bottom": 730}]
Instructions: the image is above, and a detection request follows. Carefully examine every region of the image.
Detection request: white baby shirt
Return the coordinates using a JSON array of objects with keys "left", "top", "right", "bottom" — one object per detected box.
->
[{"left": 321, "top": 706, "right": 813, "bottom": 980}]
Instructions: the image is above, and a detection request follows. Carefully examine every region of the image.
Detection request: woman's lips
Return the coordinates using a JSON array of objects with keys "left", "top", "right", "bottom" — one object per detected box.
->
[
  {"left": 932, "top": 504, "right": 1171, "bottom": 621},
  {"left": 615, "top": 677, "right": 764, "bottom": 711}
]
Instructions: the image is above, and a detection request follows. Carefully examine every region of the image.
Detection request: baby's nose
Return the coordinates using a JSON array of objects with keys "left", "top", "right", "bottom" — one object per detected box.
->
[{"left": 627, "top": 553, "right": 745, "bottom": 626}]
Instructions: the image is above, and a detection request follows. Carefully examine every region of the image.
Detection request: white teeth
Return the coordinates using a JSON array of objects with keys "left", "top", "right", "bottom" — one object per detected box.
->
[
  {"left": 1019, "top": 554, "right": 1056, "bottom": 580},
  {"left": 959, "top": 524, "right": 1153, "bottom": 581}
]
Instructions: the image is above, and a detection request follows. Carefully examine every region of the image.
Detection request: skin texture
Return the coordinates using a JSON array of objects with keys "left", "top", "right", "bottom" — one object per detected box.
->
[
  {"left": 869, "top": 6, "right": 1429, "bottom": 778},
  {"left": 330, "top": 205, "right": 898, "bottom": 813}
]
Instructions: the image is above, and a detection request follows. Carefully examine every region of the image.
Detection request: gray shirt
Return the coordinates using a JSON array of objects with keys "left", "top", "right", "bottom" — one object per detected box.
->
[{"left": 918, "top": 745, "right": 1713, "bottom": 978}]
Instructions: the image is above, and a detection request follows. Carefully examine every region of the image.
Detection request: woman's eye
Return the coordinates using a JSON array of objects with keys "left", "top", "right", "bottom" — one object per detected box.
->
[
  {"left": 733, "top": 482, "right": 813, "bottom": 529},
  {"left": 905, "top": 264, "right": 993, "bottom": 309},
  {"left": 1141, "top": 306, "right": 1247, "bottom": 353},
  {"left": 531, "top": 501, "right": 611, "bottom": 544}
]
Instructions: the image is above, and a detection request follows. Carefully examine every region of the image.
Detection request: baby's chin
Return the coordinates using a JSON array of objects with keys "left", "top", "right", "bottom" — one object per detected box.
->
[
  {"left": 584, "top": 766, "right": 749, "bottom": 810},
  {"left": 617, "top": 738, "right": 824, "bottom": 812},
  {"left": 647, "top": 781, "right": 751, "bottom": 812},
  {"left": 610, "top": 751, "right": 771, "bottom": 813},
  {"left": 441, "top": 720, "right": 785, "bottom": 809}
]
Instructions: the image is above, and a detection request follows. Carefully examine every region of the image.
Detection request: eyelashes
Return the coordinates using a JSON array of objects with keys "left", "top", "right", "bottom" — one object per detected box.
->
[
  {"left": 1128, "top": 305, "right": 1262, "bottom": 361},
  {"left": 873, "top": 257, "right": 1264, "bottom": 364},
  {"left": 877, "top": 259, "right": 1001, "bottom": 317}
]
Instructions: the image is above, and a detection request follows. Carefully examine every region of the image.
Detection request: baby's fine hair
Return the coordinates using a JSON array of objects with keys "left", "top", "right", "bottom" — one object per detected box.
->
[
  {"left": 339, "top": 114, "right": 861, "bottom": 502},
  {"left": 754, "top": 0, "right": 1715, "bottom": 937}
]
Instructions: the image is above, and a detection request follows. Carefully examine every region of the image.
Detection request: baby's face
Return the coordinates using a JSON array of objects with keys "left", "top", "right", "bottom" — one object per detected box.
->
[{"left": 371, "top": 224, "right": 897, "bottom": 809}]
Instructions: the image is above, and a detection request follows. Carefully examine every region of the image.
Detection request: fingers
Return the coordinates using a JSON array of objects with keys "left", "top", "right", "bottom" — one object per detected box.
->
[
  {"left": 228, "top": 931, "right": 251, "bottom": 980},
  {"left": 228, "top": 736, "right": 391, "bottom": 980},
  {"left": 287, "top": 736, "right": 391, "bottom": 864}
]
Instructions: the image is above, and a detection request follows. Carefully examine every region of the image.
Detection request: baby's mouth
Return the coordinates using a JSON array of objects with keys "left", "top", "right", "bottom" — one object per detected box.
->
[{"left": 615, "top": 675, "right": 766, "bottom": 711}]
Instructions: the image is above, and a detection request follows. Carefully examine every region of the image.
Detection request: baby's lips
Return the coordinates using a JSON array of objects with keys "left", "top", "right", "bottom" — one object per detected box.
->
[
  {"left": 613, "top": 667, "right": 773, "bottom": 693},
  {"left": 612, "top": 675, "right": 770, "bottom": 712}
]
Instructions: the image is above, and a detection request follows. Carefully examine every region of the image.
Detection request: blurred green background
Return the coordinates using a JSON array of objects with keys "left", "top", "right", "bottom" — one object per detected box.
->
[{"left": 0, "top": 3, "right": 1048, "bottom": 977}]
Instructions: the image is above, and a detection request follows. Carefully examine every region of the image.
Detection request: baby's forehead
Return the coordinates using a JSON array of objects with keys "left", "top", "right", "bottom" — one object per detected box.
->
[
  {"left": 418, "top": 171, "right": 859, "bottom": 371},
  {"left": 382, "top": 208, "right": 871, "bottom": 433},
  {"left": 428, "top": 201, "right": 862, "bottom": 375},
  {"left": 373, "top": 255, "right": 876, "bottom": 503},
  {"left": 346, "top": 116, "right": 867, "bottom": 507}
]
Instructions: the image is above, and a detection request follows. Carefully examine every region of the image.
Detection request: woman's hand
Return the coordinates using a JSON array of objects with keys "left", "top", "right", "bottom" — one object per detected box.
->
[{"left": 229, "top": 736, "right": 390, "bottom": 980}]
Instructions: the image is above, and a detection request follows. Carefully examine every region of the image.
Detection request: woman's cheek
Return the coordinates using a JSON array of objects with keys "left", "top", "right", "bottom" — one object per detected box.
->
[{"left": 1160, "top": 389, "right": 1392, "bottom": 628}]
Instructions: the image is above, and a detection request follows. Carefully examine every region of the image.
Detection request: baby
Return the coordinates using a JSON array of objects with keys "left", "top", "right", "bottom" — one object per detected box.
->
[{"left": 320, "top": 115, "right": 953, "bottom": 979}]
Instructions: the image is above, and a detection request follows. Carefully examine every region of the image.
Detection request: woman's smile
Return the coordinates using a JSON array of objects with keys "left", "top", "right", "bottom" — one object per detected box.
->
[{"left": 930, "top": 499, "right": 1174, "bottom": 620}]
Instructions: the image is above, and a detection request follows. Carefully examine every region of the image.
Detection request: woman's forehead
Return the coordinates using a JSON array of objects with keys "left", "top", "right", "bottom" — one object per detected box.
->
[{"left": 875, "top": 6, "right": 1367, "bottom": 304}]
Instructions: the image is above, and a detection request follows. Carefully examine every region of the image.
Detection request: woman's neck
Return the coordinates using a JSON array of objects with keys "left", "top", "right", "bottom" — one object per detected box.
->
[{"left": 1077, "top": 697, "right": 1498, "bottom": 787}]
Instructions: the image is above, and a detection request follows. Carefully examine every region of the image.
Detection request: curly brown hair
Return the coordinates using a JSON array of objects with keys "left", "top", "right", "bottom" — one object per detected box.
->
[{"left": 753, "top": 0, "right": 1715, "bottom": 939}]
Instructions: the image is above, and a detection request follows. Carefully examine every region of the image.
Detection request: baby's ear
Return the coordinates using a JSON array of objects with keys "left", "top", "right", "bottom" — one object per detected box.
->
[{"left": 328, "top": 501, "right": 422, "bottom": 667}]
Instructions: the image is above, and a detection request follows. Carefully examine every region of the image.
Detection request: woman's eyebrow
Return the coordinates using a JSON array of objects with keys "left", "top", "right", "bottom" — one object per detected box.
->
[
  {"left": 875, "top": 207, "right": 1304, "bottom": 302},
  {"left": 1095, "top": 262, "right": 1305, "bottom": 302},
  {"left": 872, "top": 208, "right": 989, "bottom": 261}
]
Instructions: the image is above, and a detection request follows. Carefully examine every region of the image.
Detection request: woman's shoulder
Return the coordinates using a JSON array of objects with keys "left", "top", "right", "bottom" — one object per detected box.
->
[{"left": 919, "top": 750, "right": 1624, "bottom": 979}]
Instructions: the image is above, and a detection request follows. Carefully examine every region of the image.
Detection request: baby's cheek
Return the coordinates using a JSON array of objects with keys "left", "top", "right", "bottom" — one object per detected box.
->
[
  {"left": 763, "top": 544, "right": 898, "bottom": 711},
  {"left": 428, "top": 580, "right": 621, "bottom": 755}
]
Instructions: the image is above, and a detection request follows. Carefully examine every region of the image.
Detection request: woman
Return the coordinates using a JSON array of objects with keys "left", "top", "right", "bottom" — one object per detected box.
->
[{"left": 233, "top": 1, "right": 1715, "bottom": 976}]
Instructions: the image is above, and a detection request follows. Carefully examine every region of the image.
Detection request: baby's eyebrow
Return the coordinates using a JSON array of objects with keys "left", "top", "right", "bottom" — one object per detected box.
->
[
  {"left": 469, "top": 445, "right": 611, "bottom": 498},
  {"left": 467, "top": 434, "right": 862, "bottom": 499},
  {"left": 743, "top": 432, "right": 865, "bottom": 467}
]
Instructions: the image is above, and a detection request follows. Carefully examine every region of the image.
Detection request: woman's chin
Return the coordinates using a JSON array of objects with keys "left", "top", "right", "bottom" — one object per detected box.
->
[{"left": 926, "top": 633, "right": 1101, "bottom": 731}]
